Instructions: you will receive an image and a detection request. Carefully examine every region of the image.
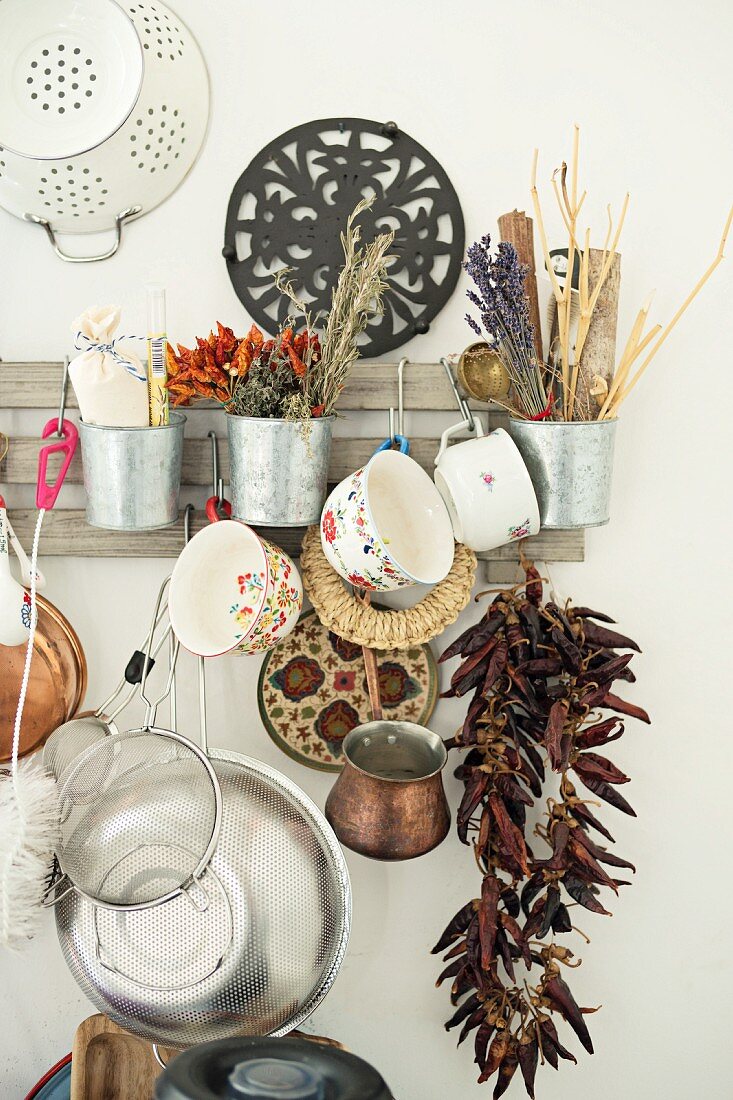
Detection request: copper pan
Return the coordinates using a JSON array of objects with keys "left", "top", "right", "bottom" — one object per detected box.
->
[{"left": 0, "top": 594, "right": 87, "bottom": 762}]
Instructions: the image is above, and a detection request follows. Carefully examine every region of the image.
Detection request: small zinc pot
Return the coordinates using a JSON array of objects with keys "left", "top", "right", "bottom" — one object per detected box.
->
[
  {"left": 506, "top": 418, "right": 618, "bottom": 529},
  {"left": 79, "top": 412, "right": 185, "bottom": 530},
  {"left": 226, "top": 415, "right": 335, "bottom": 527},
  {"left": 325, "top": 720, "right": 450, "bottom": 861}
]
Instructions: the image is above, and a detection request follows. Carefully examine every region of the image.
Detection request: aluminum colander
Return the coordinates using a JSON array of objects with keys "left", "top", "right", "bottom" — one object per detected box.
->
[
  {"left": 0, "top": 0, "right": 209, "bottom": 260},
  {"left": 55, "top": 657, "right": 351, "bottom": 1046}
]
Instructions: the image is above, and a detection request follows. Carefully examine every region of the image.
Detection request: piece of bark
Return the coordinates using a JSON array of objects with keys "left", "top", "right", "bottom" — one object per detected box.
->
[
  {"left": 576, "top": 249, "right": 621, "bottom": 418},
  {"left": 498, "top": 210, "right": 543, "bottom": 363}
]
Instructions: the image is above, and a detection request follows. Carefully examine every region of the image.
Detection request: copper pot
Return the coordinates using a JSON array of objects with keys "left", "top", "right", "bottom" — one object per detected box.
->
[
  {"left": 325, "top": 720, "right": 450, "bottom": 861},
  {"left": 0, "top": 594, "right": 87, "bottom": 762}
]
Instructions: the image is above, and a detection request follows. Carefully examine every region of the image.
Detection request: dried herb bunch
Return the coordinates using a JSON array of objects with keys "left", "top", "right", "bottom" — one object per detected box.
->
[
  {"left": 166, "top": 321, "right": 322, "bottom": 418},
  {"left": 434, "top": 555, "right": 649, "bottom": 1096},
  {"left": 278, "top": 194, "right": 394, "bottom": 415}
]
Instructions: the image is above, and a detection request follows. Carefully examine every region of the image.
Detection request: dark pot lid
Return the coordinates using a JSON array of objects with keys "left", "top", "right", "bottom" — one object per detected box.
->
[{"left": 154, "top": 1037, "right": 395, "bottom": 1100}]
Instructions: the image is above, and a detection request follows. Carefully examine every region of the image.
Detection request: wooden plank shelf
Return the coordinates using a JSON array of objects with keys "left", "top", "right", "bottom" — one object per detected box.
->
[
  {"left": 1, "top": 360, "right": 494, "bottom": 412},
  {"left": 0, "top": 361, "right": 585, "bottom": 568},
  {"left": 6, "top": 509, "right": 584, "bottom": 564},
  {"left": 1, "top": 436, "right": 443, "bottom": 485}
]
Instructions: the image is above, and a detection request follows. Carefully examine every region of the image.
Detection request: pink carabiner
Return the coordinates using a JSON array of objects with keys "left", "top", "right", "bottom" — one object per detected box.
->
[{"left": 36, "top": 418, "right": 79, "bottom": 510}]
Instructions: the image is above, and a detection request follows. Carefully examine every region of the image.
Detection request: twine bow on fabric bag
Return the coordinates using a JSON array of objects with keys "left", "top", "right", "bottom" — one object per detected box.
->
[
  {"left": 68, "top": 305, "right": 149, "bottom": 426},
  {"left": 73, "top": 331, "right": 147, "bottom": 382}
]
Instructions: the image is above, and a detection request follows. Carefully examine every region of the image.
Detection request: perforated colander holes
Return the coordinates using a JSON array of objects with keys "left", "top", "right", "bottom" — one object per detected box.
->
[
  {"left": 127, "top": 3, "right": 186, "bottom": 61},
  {"left": 36, "top": 164, "right": 108, "bottom": 218},
  {"left": 129, "top": 105, "right": 186, "bottom": 172},
  {"left": 26, "top": 44, "right": 97, "bottom": 114}
]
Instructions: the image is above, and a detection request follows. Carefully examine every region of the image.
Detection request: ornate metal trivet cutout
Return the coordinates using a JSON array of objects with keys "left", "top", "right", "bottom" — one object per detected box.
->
[{"left": 223, "top": 118, "right": 465, "bottom": 357}]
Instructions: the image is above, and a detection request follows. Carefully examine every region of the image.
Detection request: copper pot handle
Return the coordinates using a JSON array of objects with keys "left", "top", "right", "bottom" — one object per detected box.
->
[{"left": 362, "top": 645, "right": 383, "bottom": 722}]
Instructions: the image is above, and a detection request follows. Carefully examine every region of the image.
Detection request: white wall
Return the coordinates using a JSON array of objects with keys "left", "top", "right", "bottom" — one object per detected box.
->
[{"left": 1, "top": 1, "right": 731, "bottom": 1096}]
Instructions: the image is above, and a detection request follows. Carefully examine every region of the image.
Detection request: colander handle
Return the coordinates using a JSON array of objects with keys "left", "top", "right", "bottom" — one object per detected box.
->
[{"left": 24, "top": 206, "right": 142, "bottom": 263}]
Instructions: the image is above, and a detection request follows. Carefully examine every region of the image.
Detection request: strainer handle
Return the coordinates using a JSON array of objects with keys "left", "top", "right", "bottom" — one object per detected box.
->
[
  {"left": 24, "top": 206, "right": 142, "bottom": 263},
  {"left": 138, "top": 576, "right": 178, "bottom": 723},
  {"left": 41, "top": 870, "right": 74, "bottom": 909}
]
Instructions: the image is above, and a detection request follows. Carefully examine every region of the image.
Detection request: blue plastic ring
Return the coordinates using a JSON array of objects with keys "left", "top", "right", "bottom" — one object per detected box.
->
[{"left": 374, "top": 434, "right": 410, "bottom": 455}]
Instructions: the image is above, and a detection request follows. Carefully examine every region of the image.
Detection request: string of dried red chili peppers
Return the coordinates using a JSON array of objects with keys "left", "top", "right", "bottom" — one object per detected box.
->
[{"left": 433, "top": 555, "right": 649, "bottom": 1097}]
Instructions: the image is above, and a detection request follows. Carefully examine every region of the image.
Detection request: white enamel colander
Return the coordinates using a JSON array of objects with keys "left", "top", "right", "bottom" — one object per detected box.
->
[{"left": 0, "top": 0, "right": 209, "bottom": 261}]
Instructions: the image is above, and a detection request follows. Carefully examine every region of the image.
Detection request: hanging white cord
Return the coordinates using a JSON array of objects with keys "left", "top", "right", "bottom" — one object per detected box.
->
[
  {"left": 1, "top": 507, "right": 58, "bottom": 949},
  {"left": 11, "top": 509, "right": 45, "bottom": 787}
]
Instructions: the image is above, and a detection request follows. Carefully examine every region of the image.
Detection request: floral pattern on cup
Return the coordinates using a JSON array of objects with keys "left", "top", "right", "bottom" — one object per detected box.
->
[
  {"left": 321, "top": 469, "right": 415, "bottom": 591},
  {"left": 241, "top": 538, "right": 303, "bottom": 654},
  {"left": 508, "top": 518, "right": 532, "bottom": 540},
  {"left": 480, "top": 470, "right": 496, "bottom": 491},
  {"left": 230, "top": 569, "right": 267, "bottom": 640},
  {"left": 21, "top": 591, "right": 32, "bottom": 629}
]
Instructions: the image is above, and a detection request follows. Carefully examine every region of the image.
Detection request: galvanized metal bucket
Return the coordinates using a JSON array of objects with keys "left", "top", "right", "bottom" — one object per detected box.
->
[
  {"left": 79, "top": 412, "right": 186, "bottom": 530},
  {"left": 506, "top": 419, "right": 618, "bottom": 529},
  {"left": 226, "top": 415, "right": 335, "bottom": 527}
]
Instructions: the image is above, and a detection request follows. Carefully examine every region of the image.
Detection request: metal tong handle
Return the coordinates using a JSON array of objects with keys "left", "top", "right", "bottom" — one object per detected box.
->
[
  {"left": 441, "top": 356, "right": 475, "bottom": 432},
  {"left": 138, "top": 576, "right": 179, "bottom": 727},
  {"left": 94, "top": 596, "right": 170, "bottom": 722}
]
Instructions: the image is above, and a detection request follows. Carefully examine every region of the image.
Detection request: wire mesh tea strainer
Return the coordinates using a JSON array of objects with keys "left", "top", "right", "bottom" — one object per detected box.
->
[{"left": 46, "top": 585, "right": 222, "bottom": 912}]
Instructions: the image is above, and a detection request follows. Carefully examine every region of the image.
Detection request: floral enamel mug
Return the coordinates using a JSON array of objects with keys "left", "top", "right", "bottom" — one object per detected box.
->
[
  {"left": 320, "top": 445, "right": 455, "bottom": 591},
  {"left": 169, "top": 519, "right": 303, "bottom": 656},
  {"left": 433, "top": 420, "right": 540, "bottom": 551}
]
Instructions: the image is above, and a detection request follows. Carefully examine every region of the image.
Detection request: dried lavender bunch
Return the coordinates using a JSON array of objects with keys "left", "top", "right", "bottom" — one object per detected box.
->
[{"left": 465, "top": 235, "right": 551, "bottom": 419}]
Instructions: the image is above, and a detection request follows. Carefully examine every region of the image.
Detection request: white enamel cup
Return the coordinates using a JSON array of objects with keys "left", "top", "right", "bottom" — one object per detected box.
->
[
  {"left": 169, "top": 519, "right": 303, "bottom": 656},
  {"left": 320, "top": 444, "right": 455, "bottom": 591},
  {"left": 433, "top": 420, "right": 540, "bottom": 551}
]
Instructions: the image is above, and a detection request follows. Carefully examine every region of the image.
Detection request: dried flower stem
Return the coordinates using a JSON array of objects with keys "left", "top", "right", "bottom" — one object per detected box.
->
[
  {"left": 604, "top": 205, "right": 733, "bottom": 417},
  {"left": 308, "top": 195, "right": 394, "bottom": 415}
]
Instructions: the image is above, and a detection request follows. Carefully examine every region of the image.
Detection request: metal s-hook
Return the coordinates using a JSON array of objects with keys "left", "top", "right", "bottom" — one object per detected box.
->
[
  {"left": 386, "top": 357, "right": 410, "bottom": 450},
  {"left": 37, "top": 356, "right": 78, "bottom": 510},
  {"left": 206, "top": 432, "right": 231, "bottom": 520},
  {"left": 440, "top": 356, "right": 475, "bottom": 432},
  {"left": 380, "top": 358, "right": 410, "bottom": 455},
  {"left": 208, "top": 431, "right": 219, "bottom": 502},
  {"left": 57, "top": 356, "right": 70, "bottom": 438},
  {"left": 397, "top": 356, "right": 408, "bottom": 438},
  {"left": 184, "top": 502, "right": 194, "bottom": 545}
]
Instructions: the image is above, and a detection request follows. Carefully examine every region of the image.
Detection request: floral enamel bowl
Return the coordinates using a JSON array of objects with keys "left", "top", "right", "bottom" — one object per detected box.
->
[
  {"left": 320, "top": 448, "right": 455, "bottom": 591},
  {"left": 169, "top": 520, "right": 303, "bottom": 656}
]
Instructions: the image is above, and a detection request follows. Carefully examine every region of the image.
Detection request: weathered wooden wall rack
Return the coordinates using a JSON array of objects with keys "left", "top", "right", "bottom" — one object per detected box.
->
[{"left": 0, "top": 361, "right": 583, "bottom": 581}]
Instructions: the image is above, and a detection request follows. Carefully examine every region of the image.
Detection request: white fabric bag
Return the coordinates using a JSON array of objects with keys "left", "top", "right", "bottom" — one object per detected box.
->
[{"left": 68, "top": 305, "right": 148, "bottom": 427}]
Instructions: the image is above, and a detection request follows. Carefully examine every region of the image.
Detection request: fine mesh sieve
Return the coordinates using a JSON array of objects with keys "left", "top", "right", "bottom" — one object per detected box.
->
[
  {"left": 54, "top": 726, "right": 222, "bottom": 909},
  {"left": 54, "top": 655, "right": 351, "bottom": 1046},
  {"left": 47, "top": 582, "right": 223, "bottom": 912}
]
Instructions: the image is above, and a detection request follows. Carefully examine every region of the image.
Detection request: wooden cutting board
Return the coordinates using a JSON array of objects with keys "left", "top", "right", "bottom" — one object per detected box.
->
[{"left": 71, "top": 1015, "right": 179, "bottom": 1100}]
